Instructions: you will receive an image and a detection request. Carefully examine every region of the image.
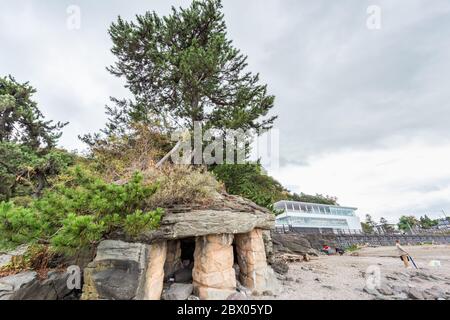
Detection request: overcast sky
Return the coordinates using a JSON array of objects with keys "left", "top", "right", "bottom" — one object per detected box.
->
[{"left": 1, "top": 0, "right": 450, "bottom": 223}]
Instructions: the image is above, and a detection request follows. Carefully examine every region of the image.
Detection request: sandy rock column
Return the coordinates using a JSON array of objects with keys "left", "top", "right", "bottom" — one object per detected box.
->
[
  {"left": 192, "top": 234, "right": 236, "bottom": 300},
  {"left": 235, "top": 229, "right": 280, "bottom": 295},
  {"left": 144, "top": 241, "right": 167, "bottom": 300}
]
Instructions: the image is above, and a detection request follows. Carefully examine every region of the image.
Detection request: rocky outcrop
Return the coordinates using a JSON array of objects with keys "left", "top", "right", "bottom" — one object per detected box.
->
[
  {"left": 81, "top": 240, "right": 167, "bottom": 300},
  {"left": 0, "top": 245, "right": 29, "bottom": 269},
  {"left": 272, "top": 232, "right": 320, "bottom": 256},
  {"left": 235, "top": 229, "right": 280, "bottom": 295},
  {"left": 0, "top": 270, "right": 75, "bottom": 300},
  {"left": 81, "top": 240, "right": 149, "bottom": 300},
  {"left": 2, "top": 191, "right": 277, "bottom": 301},
  {"left": 364, "top": 269, "right": 450, "bottom": 300},
  {"left": 192, "top": 234, "right": 237, "bottom": 300},
  {"left": 261, "top": 230, "right": 274, "bottom": 263},
  {"left": 132, "top": 193, "right": 275, "bottom": 243},
  {"left": 0, "top": 272, "right": 37, "bottom": 300}
]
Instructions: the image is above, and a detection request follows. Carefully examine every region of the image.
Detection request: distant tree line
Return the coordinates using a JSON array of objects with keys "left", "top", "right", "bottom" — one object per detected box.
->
[{"left": 361, "top": 213, "right": 446, "bottom": 234}]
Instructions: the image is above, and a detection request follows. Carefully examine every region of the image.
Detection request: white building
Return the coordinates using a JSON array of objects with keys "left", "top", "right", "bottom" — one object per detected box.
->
[{"left": 274, "top": 200, "right": 362, "bottom": 233}]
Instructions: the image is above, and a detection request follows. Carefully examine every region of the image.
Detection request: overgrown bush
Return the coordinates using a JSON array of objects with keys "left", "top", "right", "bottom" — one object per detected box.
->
[
  {"left": 83, "top": 123, "right": 172, "bottom": 182},
  {"left": 0, "top": 202, "right": 42, "bottom": 249},
  {"left": 212, "top": 162, "right": 288, "bottom": 209},
  {"left": 145, "top": 165, "right": 222, "bottom": 207},
  {"left": 0, "top": 165, "right": 163, "bottom": 252}
]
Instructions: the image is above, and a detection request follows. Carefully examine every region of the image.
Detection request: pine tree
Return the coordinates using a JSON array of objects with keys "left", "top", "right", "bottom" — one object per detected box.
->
[
  {"left": 379, "top": 217, "right": 394, "bottom": 233},
  {"left": 105, "top": 0, "right": 276, "bottom": 135},
  {"left": 0, "top": 76, "right": 66, "bottom": 149},
  {"left": 362, "top": 214, "right": 376, "bottom": 234},
  {"left": 0, "top": 76, "right": 70, "bottom": 199}
]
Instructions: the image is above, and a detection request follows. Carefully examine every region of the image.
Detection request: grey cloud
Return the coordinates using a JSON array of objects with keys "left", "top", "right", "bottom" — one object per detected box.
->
[
  {"left": 1, "top": 0, "right": 450, "bottom": 217},
  {"left": 2, "top": 0, "right": 450, "bottom": 155},
  {"left": 222, "top": 0, "right": 450, "bottom": 163}
]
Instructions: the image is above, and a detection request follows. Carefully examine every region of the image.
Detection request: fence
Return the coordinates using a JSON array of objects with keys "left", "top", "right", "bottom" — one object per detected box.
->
[{"left": 274, "top": 225, "right": 450, "bottom": 249}]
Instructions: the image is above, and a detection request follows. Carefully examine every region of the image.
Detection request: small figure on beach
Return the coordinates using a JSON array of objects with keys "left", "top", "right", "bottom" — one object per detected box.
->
[
  {"left": 396, "top": 240, "right": 410, "bottom": 268},
  {"left": 335, "top": 247, "right": 345, "bottom": 256}
]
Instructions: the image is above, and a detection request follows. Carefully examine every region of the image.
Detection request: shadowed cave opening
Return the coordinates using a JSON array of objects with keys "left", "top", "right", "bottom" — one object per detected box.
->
[
  {"left": 180, "top": 237, "right": 195, "bottom": 265},
  {"left": 168, "top": 237, "right": 195, "bottom": 284}
]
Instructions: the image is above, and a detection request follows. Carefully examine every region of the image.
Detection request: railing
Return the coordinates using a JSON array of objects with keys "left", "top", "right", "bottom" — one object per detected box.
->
[
  {"left": 274, "top": 225, "right": 450, "bottom": 236},
  {"left": 273, "top": 224, "right": 450, "bottom": 248}
]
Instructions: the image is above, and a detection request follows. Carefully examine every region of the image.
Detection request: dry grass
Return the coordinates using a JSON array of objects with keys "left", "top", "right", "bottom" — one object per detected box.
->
[
  {"left": 88, "top": 123, "right": 224, "bottom": 208},
  {"left": 144, "top": 165, "right": 223, "bottom": 207}
]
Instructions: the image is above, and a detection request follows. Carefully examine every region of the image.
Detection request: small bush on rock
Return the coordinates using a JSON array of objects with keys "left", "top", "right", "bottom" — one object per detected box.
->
[{"left": 0, "top": 165, "right": 163, "bottom": 252}]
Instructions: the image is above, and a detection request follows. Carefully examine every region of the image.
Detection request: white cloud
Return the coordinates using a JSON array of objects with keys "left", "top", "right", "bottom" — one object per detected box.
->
[{"left": 272, "top": 139, "right": 450, "bottom": 222}]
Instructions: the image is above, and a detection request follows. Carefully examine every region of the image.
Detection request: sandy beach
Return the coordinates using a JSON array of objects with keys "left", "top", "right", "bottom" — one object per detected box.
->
[{"left": 261, "top": 245, "right": 450, "bottom": 300}]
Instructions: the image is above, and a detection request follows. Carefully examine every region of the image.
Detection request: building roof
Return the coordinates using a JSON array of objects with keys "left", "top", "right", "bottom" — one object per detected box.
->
[{"left": 274, "top": 200, "right": 357, "bottom": 211}]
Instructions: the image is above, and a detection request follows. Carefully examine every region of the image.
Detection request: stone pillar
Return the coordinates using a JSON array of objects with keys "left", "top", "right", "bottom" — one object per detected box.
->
[
  {"left": 143, "top": 241, "right": 167, "bottom": 300},
  {"left": 164, "top": 240, "right": 182, "bottom": 280},
  {"left": 192, "top": 234, "right": 236, "bottom": 300},
  {"left": 235, "top": 229, "right": 280, "bottom": 295}
]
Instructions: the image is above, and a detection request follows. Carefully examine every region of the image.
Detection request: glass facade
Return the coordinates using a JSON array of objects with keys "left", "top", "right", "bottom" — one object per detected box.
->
[
  {"left": 274, "top": 201, "right": 356, "bottom": 217},
  {"left": 276, "top": 216, "right": 349, "bottom": 228}
]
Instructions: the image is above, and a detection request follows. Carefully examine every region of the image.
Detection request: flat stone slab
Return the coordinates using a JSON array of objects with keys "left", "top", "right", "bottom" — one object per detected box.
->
[{"left": 139, "top": 209, "right": 274, "bottom": 242}]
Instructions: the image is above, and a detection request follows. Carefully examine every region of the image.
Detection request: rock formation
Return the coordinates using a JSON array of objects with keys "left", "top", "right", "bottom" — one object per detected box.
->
[
  {"left": 0, "top": 271, "right": 76, "bottom": 300},
  {"left": 82, "top": 192, "right": 279, "bottom": 300},
  {"left": 1, "top": 192, "right": 278, "bottom": 300}
]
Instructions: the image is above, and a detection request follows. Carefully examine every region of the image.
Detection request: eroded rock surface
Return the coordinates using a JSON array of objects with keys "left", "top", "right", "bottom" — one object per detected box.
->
[
  {"left": 235, "top": 229, "right": 280, "bottom": 295},
  {"left": 0, "top": 271, "right": 75, "bottom": 300},
  {"left": 193, "top": 234, "right": 236, "bottom": 300},
  {"left": 81, "top": 240, "right": 149, "bottom": 300},
  {"left": 364, "top": 269, "right": 450, "bottom": 300},
  {"left": 272, "top": 232, "right": 319, "bottom": 256}
]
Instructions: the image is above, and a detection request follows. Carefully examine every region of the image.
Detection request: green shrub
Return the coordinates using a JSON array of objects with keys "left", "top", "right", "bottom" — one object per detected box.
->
[
  {"left": 212, "top": 162, "right": 288, "bottom": 210},
  {"left": 51, "top": 214, "right": 106, "bottom": 250},
  {"left": 345, "top": 244, "right": 359, "bottom": 252},
  {"left": 0, "top": 202, "right": 42, "bottom": 249},
  {"left": 0, "top": 165, "right": 163, "bottom": 252},
  {"left": 124, "top": 208, "right": 163, "bottom": 237}
]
